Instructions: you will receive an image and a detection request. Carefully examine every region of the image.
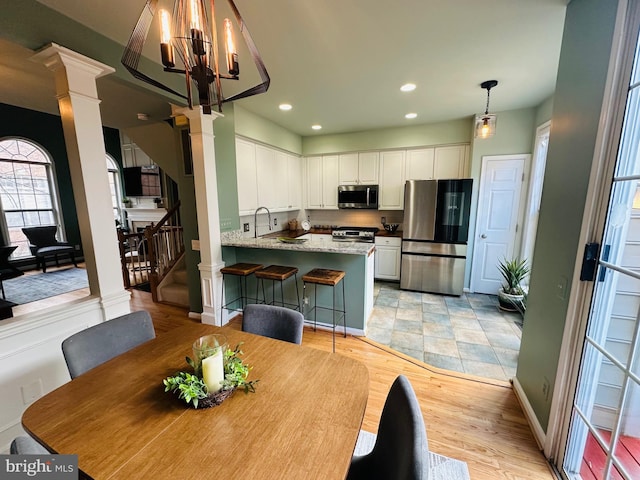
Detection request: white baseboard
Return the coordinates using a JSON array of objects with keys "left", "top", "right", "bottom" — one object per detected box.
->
[{"left": 512, "top": 377, "right": 546, "bottom": 450}]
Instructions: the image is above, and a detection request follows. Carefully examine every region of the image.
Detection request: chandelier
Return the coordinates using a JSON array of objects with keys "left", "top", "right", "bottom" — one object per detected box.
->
[
  {"left": 475, "top": 80, "right": 498, "bottom": 139},
  {"left": 122, "top": 0, "right": 270, "bottom": 114}
]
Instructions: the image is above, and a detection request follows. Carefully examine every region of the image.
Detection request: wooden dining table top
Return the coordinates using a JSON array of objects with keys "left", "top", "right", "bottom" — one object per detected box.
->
[{"left": 22, "top": 323, "right": 370, "bottom": 479}]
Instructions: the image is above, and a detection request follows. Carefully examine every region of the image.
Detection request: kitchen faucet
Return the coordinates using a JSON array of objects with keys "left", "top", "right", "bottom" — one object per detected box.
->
[{"left": 254, "top": 206, "right": 272, "bottom": 238}]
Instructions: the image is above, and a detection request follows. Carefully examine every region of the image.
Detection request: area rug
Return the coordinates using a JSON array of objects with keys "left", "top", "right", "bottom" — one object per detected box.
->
[
  {"left": 3, "top": 267, "right": 89, "bottom": 305},
  {"left": 354, "top": 430, "right": 471, "bottom": 480}
]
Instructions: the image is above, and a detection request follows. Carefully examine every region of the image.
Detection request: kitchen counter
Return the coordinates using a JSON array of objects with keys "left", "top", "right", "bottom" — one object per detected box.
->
[
  {"left": 222, "top": 235, "right": 374, "bottom": 256},
  {"left": 221, "top": 231, "right": 375, "bottom": 334}
]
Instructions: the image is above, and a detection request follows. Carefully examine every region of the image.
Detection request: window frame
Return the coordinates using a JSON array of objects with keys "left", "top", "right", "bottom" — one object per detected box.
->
[{"left": 0, "top": 137, "right": 66, "bottom": 260}]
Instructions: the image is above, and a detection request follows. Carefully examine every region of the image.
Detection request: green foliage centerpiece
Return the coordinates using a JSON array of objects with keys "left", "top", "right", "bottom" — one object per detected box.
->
[{"left": 163, "top": 334, "right": 259, "bottom": 409}]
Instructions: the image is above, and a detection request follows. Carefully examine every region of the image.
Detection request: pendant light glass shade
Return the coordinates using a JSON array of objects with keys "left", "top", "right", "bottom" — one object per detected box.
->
[{"left": 475, "top": 113, "right": 497, "bottom": 138}]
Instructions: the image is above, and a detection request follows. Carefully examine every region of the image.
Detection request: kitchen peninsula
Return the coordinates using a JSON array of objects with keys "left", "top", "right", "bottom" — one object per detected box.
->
[{"left": 221, "top": 233, "right": 375, "bottom": 333}]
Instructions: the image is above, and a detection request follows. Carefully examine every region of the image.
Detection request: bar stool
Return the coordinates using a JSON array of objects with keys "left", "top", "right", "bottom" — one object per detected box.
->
[
  {"left": 302, "top": 268, "right": 346, "bottom": 352},
  {"left": 255, "top": 265, "right": 301, "bottom": 311},
  {"left": 220, "top": 263, "right": 263, "bottom": 318}
]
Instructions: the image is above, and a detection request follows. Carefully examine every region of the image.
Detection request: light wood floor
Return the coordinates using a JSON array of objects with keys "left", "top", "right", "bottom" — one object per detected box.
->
[{"left": 129, "top": 289, "right": 556, "bottom": 480}]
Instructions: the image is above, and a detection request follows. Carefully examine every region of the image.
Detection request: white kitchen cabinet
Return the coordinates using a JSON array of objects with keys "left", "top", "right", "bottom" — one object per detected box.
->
[
  {"left": 236, "top": 137, "right": 302, "bottom": 215},
  {"left": 235, "top": 138, "right": 258, "bottom": 215},
  {"left": 256, "top": 148, "right": 288, "bottom": 211},
  {"left": 338, "top": 152, "right": 378, "bottom": 184},
  {"left": 338, "top": 153, "right": 359, "bottom": 184},
  {"left": 306, "top": 155, "right": 339, "bottom": 209},
  {"left": 374, "top": 236, "right": 401, "bottom": 280},
  {"left": 434, "top": 145, "right": 469, "bottom": 179},
  {"left": 378, "top": 150, "right": 405, "bottom": 210},
  {"left": 405, "top": 148, "right": 435, "bottom": 180}
]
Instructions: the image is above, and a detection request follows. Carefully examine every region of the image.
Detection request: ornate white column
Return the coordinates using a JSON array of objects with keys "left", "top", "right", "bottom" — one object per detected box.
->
[
  {"left": 174, "top": 105, "right": 225, "bottom": 325},
  {"left": 31, "top": 43, "right": 131, "bottom": 319}
]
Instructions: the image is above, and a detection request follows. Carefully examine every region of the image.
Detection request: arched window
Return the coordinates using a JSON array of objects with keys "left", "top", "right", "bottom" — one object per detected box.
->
[
  {"left": 106, "top": 154, "right": 124, "bottom": 225},
  {"left": 0, "top": 138, "right": 63, "bottom": 259}
]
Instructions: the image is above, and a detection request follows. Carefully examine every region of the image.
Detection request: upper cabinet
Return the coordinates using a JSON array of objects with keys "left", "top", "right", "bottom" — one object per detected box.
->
[
  {"left": 306, "top": 155, "right": 339, "bottom": 209},
  {"left": 433, "top": 145, "right": 469, "bottom": 179},
  {"left": 338, "top": 152, "right": 379, "bottom": 185},
  {"left": 405, "top": 145, "right": 469, "bottom": 181},
  {"left": 235, "top": 137, "right": 302, "bottom": 215},
  {"left": 405, "top": 148, "right": 435, "bottom": 180},
  {"left": 236, "top": 138, "right": 258, "bottom": 216},
  {"left": 379, "top": 151, "right": 406, "bottom": 210},
  {"left": 302, "top": 143, "right": 468, "bottom": 212}
]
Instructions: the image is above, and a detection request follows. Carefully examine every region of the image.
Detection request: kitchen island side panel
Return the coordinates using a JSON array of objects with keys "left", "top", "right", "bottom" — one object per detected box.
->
[{"left": 222, "top": 246, "right": 372, "bottom": 332}]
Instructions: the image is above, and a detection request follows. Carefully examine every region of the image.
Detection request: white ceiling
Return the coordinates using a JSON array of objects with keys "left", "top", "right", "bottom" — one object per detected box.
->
[{"left": 2, "top": 0, "right": 569, "bottom": 135}]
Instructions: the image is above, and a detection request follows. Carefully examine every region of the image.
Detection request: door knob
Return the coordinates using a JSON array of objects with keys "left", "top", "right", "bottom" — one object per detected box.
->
[{"left": 480, "top": 234, "right": 487, "bottom": 239}]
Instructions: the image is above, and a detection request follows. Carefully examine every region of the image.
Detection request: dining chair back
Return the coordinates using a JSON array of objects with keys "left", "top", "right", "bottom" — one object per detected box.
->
[
  {"left": 242, "top": 304, "right": 304, "bottom": 344},
  {"left": 347, "top": 375, "right": 429, "bottom": 480},
  {"left": 62, "top": 310, "right": 155, "bottom": 379},
  {"left": 10, "top": 435, "right": 48, "bottom": 454}
]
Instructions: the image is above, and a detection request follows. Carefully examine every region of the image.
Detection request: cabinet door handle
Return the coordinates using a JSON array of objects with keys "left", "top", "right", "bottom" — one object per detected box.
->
[{"left": 480, "top": 234, "right": 487, "bottom": 239}]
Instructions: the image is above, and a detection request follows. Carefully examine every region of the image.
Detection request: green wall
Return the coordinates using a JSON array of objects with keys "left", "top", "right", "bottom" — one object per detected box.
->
[
  {"left": 516, "top": 0, "right": 620, "bottom": 431},
  {"left": 535, "top": 96, "right": 554, "bottom": 127},
  {"left": 234, "top": 105, "right": 303, "bottom": 154},
  {"left": 302, "top": 118, "right": 472, "bottom": 154},
  {"left": 214, "top": 104, "right": 241, "bottom": 232}
]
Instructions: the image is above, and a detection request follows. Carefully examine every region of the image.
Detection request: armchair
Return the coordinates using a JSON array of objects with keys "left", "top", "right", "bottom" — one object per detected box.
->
[
  {"left": 0, "top": 245, "right": 23, "bottom": 299},
  {"left": 22, "top": 226, "right": 77, "bottom": 273}
]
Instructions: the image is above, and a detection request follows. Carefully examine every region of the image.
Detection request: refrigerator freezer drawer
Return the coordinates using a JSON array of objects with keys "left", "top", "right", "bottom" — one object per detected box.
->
[
  {"left": 402, "top": 241, "right": 467, "bottom": 257},
  {"left": 400, "top": 253, "right": 466, "bottom": 296}
]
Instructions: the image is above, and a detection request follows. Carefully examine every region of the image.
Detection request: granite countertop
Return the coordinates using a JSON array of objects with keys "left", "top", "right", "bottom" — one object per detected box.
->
[{"left": 222, "top": 234, "right": 375, "bottom": 256}]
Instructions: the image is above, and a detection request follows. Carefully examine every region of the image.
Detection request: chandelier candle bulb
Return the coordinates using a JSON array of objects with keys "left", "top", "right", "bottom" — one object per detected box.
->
[
  {"left": 202, "top": 349, "right": 224, "bottom": 393},
  {"left": 160, "top": 10, "right": 175, "bottom": 67},
  {"left": 224, "top": 18, "right": 239, "bottom": 75}
]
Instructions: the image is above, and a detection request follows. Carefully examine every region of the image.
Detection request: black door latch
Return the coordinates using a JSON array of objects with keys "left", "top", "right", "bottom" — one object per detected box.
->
[{"left": 580, "top": 242, "right": 600, "bottom": 281}]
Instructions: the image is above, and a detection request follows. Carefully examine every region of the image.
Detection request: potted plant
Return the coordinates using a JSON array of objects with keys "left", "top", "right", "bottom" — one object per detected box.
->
[{"left": 497, "top": 257, "right": 530, "bottom": 312}]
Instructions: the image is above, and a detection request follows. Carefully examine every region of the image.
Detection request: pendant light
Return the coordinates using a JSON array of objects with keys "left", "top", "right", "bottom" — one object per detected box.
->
[{"left": 475, "top": 80, "right": 498, "bottom": 138}]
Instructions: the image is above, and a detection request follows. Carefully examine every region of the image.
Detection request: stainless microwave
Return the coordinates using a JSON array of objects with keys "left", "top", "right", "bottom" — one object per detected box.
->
[{"left": 337, "top": 185, "right": 379, "bottom": 209}]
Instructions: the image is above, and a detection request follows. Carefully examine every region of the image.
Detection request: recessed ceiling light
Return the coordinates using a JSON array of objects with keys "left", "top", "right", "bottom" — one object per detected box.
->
[
  {"left": 311, "top": 124, "right": 322, "bottom": 130},
  {"left": 279, "top": 103, "right": 292, "bottom": 111},
  {"left": 400, "top": 83, "right": 416, "bottom": 92},
  {"left": 405, "top": 113, "right": 417, "bottom": 119}
]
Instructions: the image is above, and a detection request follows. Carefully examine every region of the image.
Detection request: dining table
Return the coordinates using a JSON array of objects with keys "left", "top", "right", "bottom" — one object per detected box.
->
[{"left": 21, "top": 322, "right": 370, "bottom": 479}]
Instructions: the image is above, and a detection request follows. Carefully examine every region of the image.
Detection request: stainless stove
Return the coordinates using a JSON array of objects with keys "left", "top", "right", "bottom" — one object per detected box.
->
[{"left": 331, "top": 226, "right": 378, "bottom": 243}]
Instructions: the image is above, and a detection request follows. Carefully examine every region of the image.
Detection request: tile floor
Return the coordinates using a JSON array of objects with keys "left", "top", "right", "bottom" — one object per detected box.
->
[{"left": 368, "top": 281, "right": 523, "bottom": 382}]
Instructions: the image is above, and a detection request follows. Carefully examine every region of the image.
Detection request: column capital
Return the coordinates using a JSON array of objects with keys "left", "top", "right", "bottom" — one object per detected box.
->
[
  {"left": 31, "top": 43, "right": 115, "bottom": 99},
  {"left": 172, "top": 105, "right": 223, "bottom": 135},
  {"left": 31, "top": 43, "right": 115, "bottom": 78}
]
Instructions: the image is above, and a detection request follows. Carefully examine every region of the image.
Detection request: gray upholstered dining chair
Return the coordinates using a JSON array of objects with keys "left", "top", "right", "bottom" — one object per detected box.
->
[
  {"left": 10, "top": 435, "right": 48, "bottom": 454},
  {"left": 347, "top": 375, "right": 429, "bottom": 480},
  {"left": 62, "top": 310, "right": 156, "bottom": 379},
  {"left": 242, "top": 304, "right": 304, "bottom": 344}
]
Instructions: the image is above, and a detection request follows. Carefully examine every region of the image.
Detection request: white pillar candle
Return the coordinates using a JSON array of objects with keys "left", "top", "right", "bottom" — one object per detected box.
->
[{"left": 202, "top": 349, "right": 224, "bottom": 393}]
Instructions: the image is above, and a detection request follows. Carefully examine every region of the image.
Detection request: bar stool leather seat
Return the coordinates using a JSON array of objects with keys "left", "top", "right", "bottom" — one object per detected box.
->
[{"left": 255, "top": 265, "right": 300, "bottom": 311}]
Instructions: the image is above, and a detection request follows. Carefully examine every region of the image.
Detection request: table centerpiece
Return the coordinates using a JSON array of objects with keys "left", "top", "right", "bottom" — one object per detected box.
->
[{"left": 163, "top": 334, "right": 259, "bottom": 409}]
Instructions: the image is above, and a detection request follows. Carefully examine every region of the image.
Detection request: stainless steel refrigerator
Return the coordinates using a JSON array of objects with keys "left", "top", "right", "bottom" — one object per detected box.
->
[{"left": 400, "top": 179, "right": 473, "bottom": 296}]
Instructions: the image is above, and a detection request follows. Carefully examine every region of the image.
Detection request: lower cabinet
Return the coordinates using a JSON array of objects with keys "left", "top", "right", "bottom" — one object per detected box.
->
[{"left": 374, "top": 237, "right": 401, "bottom": 281}]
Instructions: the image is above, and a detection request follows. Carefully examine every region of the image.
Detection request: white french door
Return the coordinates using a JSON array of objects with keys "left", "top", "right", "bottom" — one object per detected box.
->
[{"left": 561, "top": 5, "right": 640, "bottom": 478}]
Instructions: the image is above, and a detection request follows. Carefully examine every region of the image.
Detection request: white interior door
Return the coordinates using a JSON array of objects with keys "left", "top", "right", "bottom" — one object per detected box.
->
[{"left": 471, "top": 155, "right": 528, "bottom": 294}]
